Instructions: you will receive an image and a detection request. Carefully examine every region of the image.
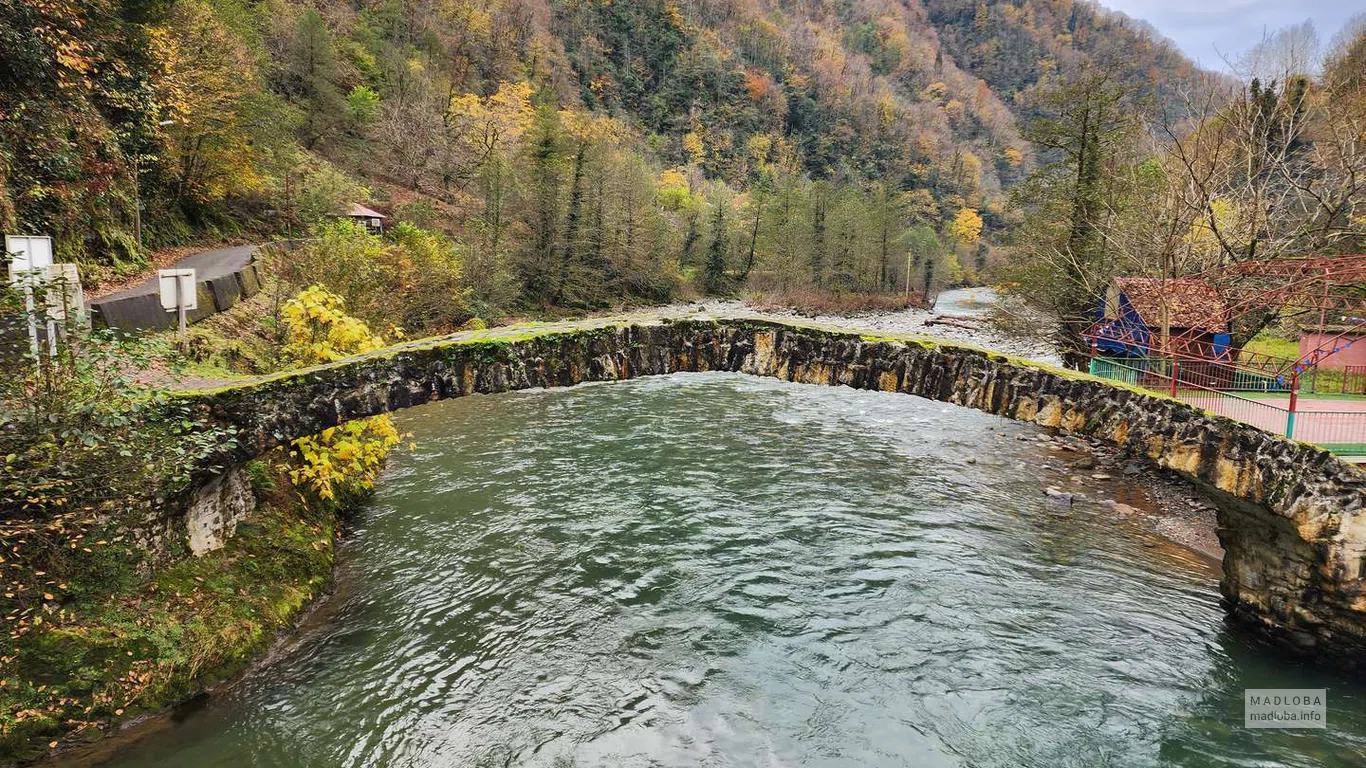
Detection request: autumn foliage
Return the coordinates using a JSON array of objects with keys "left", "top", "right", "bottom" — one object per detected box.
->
[{"left": 278, "top": 286, "right": 402, "bottom": 504}]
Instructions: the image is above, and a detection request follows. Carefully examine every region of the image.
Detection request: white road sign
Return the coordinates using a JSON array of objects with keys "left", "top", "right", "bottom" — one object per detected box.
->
[
  {"left": 5, "top": 235, "right": 54, "bottom": 281},
  {"left": 159, "top": 269, "right": 198, "bottom": 312}
]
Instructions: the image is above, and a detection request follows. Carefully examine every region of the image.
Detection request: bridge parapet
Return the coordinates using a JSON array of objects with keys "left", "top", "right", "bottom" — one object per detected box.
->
[{"left": 181, "top": 315, "right": 1366, "bottom": 663}]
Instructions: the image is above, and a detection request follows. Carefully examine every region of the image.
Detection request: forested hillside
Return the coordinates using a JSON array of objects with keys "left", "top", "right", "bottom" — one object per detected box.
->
[{"left": 0, "top": 0, "right": 1205, "bottom": 310}]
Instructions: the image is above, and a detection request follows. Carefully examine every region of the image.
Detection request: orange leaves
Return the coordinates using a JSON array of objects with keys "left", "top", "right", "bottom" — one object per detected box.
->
[
  {"left": 22, "top": 0, "right": 105, "bottom": 89},
  {"left": 743, "top": 69, "right": 772, "bottom": 101}
]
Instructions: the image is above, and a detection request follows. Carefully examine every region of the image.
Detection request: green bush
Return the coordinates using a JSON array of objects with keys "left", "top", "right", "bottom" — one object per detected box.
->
[
  {"left": 244, "top": 459, "right": 278, "bottom": 494},
  {"left": 0, "top": 303, "right": 239, "bottom": 517},
  {"left": 265, "top": 219, "right": 473, "bottom": 337}
]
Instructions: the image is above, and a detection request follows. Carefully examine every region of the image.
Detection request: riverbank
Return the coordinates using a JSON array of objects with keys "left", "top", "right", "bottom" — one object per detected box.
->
[
  {"left": 0, "top": 467, "right": 339, "bottom": 764},
  {"left": 19, "top": 291, "right": 1232, "bottom": 762},
  {"left": 1020, "top": 429, "right": 1222, "bottom": 560}
]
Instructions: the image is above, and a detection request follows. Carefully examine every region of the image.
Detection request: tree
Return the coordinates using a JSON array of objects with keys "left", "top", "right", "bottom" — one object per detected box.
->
[
  {"left": 519, "top": 104, "right": 566, "bottom": 301},
  {"left": 149, "top": 0, "right": 262, "bottom": 206},
  {"left": 1007, "top": 71, "right": 1137, "bottom": 365},
  {"left": 704, "top": 197, "right": 730, "bottom": 293},
  {"left": 559, "top": 139, "right": 589, "bottom": 304},
  {"left": 1160, "top": 44, "right": 1366, "bottom": 343},
  {"left": 949, "top": 208, "right": 983, "bottom": 245},
  {"left": 276, "top": 10, "right": 346, "bottom": 149},
  {"left": 868, "top": 183, "right": 910, "bottom": 291},
  {"left": 810, "top": 181, "right": 830, "bottom": 287}
]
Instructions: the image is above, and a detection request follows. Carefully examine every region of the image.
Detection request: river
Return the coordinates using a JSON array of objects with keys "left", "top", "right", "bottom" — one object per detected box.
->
[{"left": 75, "top": 374, "right": 1366, "bottom": 766}]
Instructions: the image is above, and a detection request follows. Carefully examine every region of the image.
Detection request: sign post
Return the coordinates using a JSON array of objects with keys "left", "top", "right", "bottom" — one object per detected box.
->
[
  {"left": 158, "top": 268, "right": 196, "bottom": 342},
  {"left": 42, "top": 263, "right": 84, "bottom": 359},
  {"left": 5, "top": 235, "right": 55, "bottom": 369}
]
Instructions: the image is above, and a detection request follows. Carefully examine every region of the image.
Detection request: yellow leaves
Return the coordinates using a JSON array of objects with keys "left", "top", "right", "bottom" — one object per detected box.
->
[
  {"left": 657, "top": 168, "right": 693, "bottom": 211},
  {"left": 877, "top": 92, "right": 897, "bottom": 131},
  {"left": 289, "top": 416, "right": 403, "bottom": 502},
  {"left": 663, "top": 0, "right": 686, "bottom": 29},
  {"left": 959, "top": 150, "right": 983, "bottom": 192},
  {"left": 559, "top": 110, "right": 626, "bottom": 144},
  {"left": 1003, "top": 147, "right": 1024, "bottom": 168},
  {"left": 488, "top": 81, "right": 535, "bottom": 123},
  {"left": 944, "top": 99, "right": 966, "bottom": 123},
  {"left": 659, "top": 168, "right": 688, "bottom": 190},
  {"left": 447, "top": 80, "right": 536, "bottom": 152},
  {"left": 281, "top": 286, "right": 385, "bottom": 365},
  {"left": 746, "top": 135, "right": 773, "bottom": 168},
  {"left": 588, "top": 74, "right": 615, "bottom": 94},
  {"left": 948, "top": 208, "right": 984, "bottom": 246},
  {"left": 682, "top": 132, "right": 705, "bottom": 165},
  {"left": 145, "top": 0, "right": 260, "bottom": 202},
  {"left": 1185, "top": 197, "right": 1239, "bottom": 257}
]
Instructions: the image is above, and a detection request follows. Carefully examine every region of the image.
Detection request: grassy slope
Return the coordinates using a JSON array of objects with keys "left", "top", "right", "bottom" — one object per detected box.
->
[{"left": 0, "top": 470, "right": 336, "bottom": 762}]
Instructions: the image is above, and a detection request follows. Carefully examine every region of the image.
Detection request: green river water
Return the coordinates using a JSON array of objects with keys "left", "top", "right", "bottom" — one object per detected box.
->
[{"left": 76, "top": 373, "right": 1366, "bottom": 766}]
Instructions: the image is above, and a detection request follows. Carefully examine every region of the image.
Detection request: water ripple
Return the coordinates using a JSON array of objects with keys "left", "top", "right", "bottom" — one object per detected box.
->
[{"left": 86, "top": 373, "right": 1366, "bottom": 768}]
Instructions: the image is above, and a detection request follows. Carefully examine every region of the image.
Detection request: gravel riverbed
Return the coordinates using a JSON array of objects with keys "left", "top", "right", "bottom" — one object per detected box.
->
[{"left": 661, "top": 287, "right": 1062, "bottom": 366}]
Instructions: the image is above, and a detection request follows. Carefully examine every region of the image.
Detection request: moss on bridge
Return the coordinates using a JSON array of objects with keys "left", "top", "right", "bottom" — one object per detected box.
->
[{"left": 176, "top": 313, "right": 1366, "bottom": 666}]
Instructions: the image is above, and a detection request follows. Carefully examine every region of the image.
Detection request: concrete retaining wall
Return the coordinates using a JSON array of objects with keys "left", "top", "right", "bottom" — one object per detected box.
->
[{"left": 90, "top": 263, "right": 264, "bottom": 332}]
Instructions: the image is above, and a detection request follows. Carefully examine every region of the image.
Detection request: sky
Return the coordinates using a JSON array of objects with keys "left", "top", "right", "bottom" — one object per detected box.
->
[{"left": 1099, "top": 0, "right": 1360, "bottom": 71}]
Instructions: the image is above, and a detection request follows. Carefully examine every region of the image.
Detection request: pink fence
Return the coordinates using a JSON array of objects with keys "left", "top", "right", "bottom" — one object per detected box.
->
[
  {"left": 1176, "top": 387, "right": 1291, "bottom": 436},
  {"left": 1090, "top": 356, "right": 1366, "bottom": 456}
]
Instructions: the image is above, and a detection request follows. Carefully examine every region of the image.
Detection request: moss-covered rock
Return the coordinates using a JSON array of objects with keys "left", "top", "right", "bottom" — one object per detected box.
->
[{"left": 0, "top": 470, "right": 338, "bottom": 763}]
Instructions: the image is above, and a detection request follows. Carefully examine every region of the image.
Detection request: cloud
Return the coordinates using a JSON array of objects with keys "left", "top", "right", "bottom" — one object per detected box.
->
[{"left": 1099, "top": 0, "right": 1359, "bottom": 70}]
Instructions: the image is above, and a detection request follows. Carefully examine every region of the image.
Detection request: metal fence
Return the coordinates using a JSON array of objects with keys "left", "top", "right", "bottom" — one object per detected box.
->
[
  {"left": 1090, "top": 356, "right": 1366, "bottom": 457},
  {"left": 1351, "top": 366, "right": 1366, "bottom": 396},
  {"left": 1176, "top": 386, "right": 1292, "bottom": 436},
  {"left": 1088, "top": 357, "right": 1289, "bottom": 393}
]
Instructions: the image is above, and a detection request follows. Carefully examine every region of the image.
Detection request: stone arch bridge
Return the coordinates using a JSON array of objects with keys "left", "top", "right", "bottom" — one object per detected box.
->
[{"left": 183, "top": 314, "right": 1366, "bottom": 664}]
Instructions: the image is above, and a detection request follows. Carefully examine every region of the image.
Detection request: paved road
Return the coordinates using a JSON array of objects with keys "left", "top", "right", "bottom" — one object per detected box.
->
[{"left": 97, "top": 245, "right": 257, "bottom": 303}]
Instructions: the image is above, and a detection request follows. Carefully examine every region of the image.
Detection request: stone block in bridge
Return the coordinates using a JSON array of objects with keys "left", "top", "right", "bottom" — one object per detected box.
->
[{"left": 177, "top": 315, "right": 1366, "bottom": 667}]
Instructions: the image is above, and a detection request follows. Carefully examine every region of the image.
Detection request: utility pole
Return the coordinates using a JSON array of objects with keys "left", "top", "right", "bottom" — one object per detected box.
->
[
  {"left": 133, "top": 151, "right": 142, "bottom": 253},
  {"left": 905, "top": 250, "right": 913, "bottom": 302}
]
